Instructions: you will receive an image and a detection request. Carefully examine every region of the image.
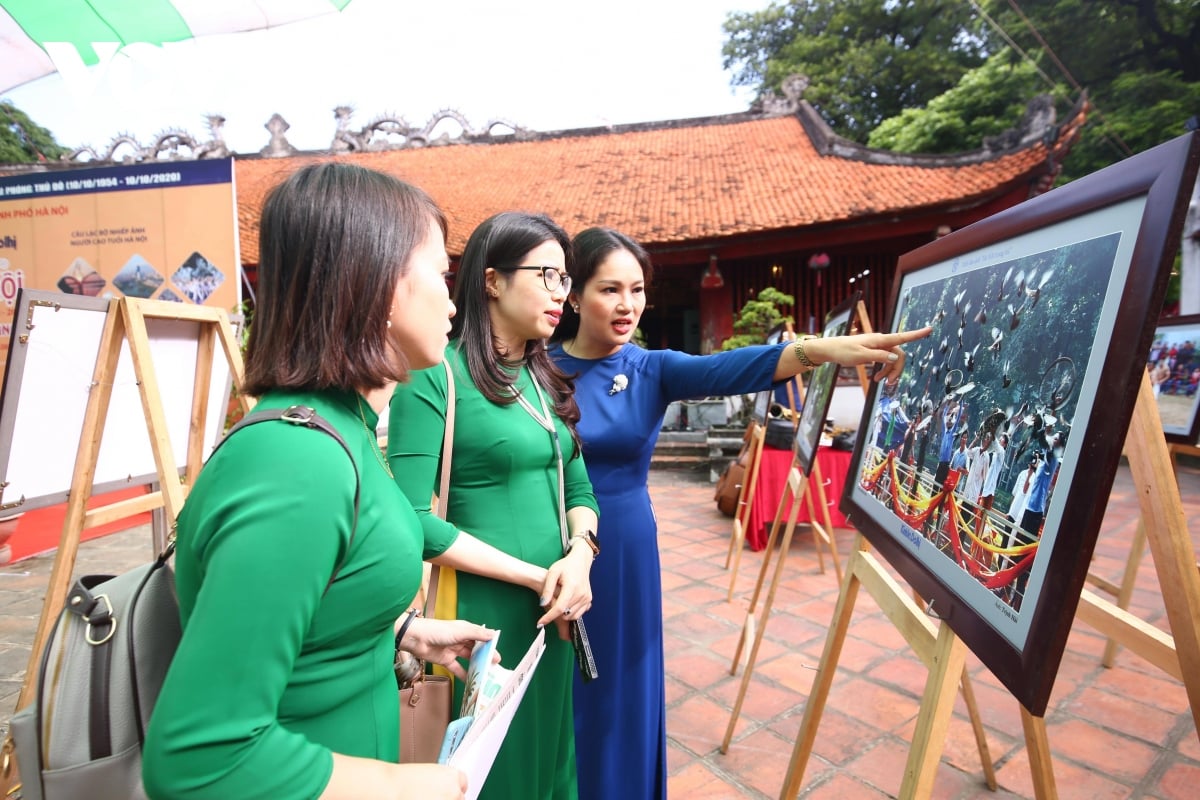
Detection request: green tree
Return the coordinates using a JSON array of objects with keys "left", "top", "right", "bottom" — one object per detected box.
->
[
  {"left": 722, "top": 0, "right": 990, "bottom": 143},
  {"left": 976, "top": 0, "right": 1200, "bottom": 179},
  {"left": 867, "top": 52, "right": 1055, "bottom": 152},
  {"left": 725, "top": 1, "right": 1199, "bottom": 180},
  {"left": 721, "top": 287, "right": 795, "bottom": 350},
  {"left": 0, "top": 101, "right": 68, "bottom": 163}
]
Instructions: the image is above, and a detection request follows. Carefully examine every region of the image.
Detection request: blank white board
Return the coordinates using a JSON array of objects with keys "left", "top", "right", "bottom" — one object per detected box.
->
[{"left": 0, "top": 290, "right": 234, "bottom": 512}]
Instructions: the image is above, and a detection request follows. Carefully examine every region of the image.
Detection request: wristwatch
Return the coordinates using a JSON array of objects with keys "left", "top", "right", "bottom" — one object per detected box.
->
[{"left": 571, "top": 529, "right": 600, "bottom": 558}]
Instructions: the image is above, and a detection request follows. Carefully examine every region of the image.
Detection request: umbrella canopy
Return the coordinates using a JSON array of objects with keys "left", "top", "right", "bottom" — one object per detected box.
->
[{"left": 0, "top": 0, "right": 352, "bottom": 93}]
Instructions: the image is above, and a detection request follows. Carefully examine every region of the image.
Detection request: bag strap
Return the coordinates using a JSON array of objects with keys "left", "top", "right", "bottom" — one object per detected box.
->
[
  {"left": 24, "top": 404, "right": 362, "bottom": 793},
  {"left": 425, "top": 361, "right": 455, "bottom": 617},
  {"left": 210, "top": 404, "right": 361, "bottom": 593}
]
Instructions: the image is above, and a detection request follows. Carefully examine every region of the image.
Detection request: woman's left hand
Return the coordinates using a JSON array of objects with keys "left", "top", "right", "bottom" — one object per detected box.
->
[
  {"left": 401, "top": 618, "right": 497, "bottom": 681},
  {"left": 812, "top": 327, "right": 932, "bottom": 384},
  {"left": 536, "top": 544, "right": 593, "bottom": 632}
]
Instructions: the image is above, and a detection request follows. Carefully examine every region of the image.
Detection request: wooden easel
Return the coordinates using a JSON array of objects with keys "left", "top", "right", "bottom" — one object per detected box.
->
[
  {"left": 777, "top": 373, "right": 1200, "bottom": 799},
  {"left": 724, "top": 421, "right": 766, "bottom": 601},
  {"left": 722, "top": 305, "right": 861, "bottom": 739},
  {"left": 1072, "top": 381, "right": 1200, "bottom": 735},
  {"left": 724, "top": 320, "right": 850, "bottom": 601},
  {"left": 720, "top": 458, "right": 840, "bottom": 753},
  {"left": 1083, "top": 440, "right": 1200, "bottom": 669},
  {"left": 721, "top": 304, "right": 995, "bottom": 780},
  {"left": 1, "top": 298, "right": 246, "bottom": 793}
]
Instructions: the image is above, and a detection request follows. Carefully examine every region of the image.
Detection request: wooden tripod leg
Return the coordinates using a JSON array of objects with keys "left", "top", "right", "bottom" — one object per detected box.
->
[
  {"left": 1020, "top": 708, "right": 1058, "bottom": 800},
  {"left": 726, "top": 517, "right": 746, "bottom": 589},
  {"left": 723, "top": 477, "right": 808, "bottom": 751},
  {"left": 958, "top": 668, "right": 998, "bottom": 790},
  {"left": 779, "top": 540, "right": 864, "bottom": 798},
  {"left": 898, "top": 624, "right": 969, "bottom": 799},
  {"left": 911, "top": 587, "right": 995, "bottom": 786},
  {"left": 802, "top": 483, "right": 826, "bottom": 575},
  {"left": 808, "top": 457, "right": 844, "bottom": 585},
  {"left": 1100, "top": 520, "right": 1147, "bottom": 667},
  {"left": 730, "top": 474, "right": 796, "bottom": 666}
]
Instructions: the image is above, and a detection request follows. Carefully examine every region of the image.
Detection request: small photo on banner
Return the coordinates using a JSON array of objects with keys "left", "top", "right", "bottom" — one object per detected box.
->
[
  {"left": 172, "top": 251, "right": 226, "bottom": 304},
  {"left": 57, "top": 257, "right": 106, "bottom": 296},
  {"left": 113, "top": 254, "right": 164, "bottom": 298}
]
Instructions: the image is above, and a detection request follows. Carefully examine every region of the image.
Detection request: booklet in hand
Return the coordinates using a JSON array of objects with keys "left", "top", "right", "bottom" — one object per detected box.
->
[{"left": 437, "top": 628, "right": 547, "bottom": 798}]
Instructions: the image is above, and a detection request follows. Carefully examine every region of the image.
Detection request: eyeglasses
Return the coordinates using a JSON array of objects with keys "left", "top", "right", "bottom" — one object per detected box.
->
[{"left": 504, "top": 265, "right": 572, "bottom": 295}]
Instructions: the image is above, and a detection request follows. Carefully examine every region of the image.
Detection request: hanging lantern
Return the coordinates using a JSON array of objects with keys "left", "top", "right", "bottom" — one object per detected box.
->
[
  {"left": 701, "top": 253, "right": 725, "bottom": 289},
  {"left": 808, "top": 252, "right": 831, "bottom": 287}
]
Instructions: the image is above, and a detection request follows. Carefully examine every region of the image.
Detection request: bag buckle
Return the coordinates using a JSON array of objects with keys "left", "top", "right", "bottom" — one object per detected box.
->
[
  {"left": 83, "top": 594, "right": 117, "bottom": 645},
  {"left": 1, "top": 735, "right": 14, "bottom": 779},
  {"left": 280, "top": 405, "right": 317, "bottom": 426}
]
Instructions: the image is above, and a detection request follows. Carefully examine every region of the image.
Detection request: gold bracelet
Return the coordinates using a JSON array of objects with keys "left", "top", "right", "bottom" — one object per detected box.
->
[{"left": 793, "top": 334, "right": 819, "bottom": 369}]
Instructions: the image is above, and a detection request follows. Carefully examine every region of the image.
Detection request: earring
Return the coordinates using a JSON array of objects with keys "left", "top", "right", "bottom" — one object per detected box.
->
[
  {"left": 572, "top": 304, "right": 580, "bottom": 313},
  {"left": 386, "top": 319, "right": 392, "bottom": 329}
]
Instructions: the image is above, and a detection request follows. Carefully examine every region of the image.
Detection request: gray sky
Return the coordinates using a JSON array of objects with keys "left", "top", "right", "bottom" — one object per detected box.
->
[{"left": 5, "top": 0, "right": 761, "bottom": 154}]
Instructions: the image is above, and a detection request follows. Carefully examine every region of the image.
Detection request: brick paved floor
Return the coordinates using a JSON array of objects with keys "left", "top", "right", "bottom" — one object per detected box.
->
[
  {"left": 656, "top": 458, "right": 1200, "bottom": 799},
  {"left": 1, "top": 458, "right": 1197, "bottom": 798}
]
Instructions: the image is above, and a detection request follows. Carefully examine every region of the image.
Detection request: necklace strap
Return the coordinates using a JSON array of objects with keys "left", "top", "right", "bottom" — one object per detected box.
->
[{"left": 512, "top": 372, "right": 570, "bottom": 551}]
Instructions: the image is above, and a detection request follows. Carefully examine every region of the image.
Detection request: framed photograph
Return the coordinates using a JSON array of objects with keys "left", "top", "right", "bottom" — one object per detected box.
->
[
  {"left": 752, "top": 325, "right": 789, "bottom": 423},
  {"left": 794, "top": 292, "right": 860, "bottom": 474},
  {"left": 752, "top": 386, "right": 772, "bottom": 424},
  {"left": 1146, "top": 314, "right": 1200, "bottom": 443},
  {"left": 841, "top": 131, "right": 1199, "bottom": 714},
  {"left": 755, "top": 324, "right": 805, "bottom": 423}
]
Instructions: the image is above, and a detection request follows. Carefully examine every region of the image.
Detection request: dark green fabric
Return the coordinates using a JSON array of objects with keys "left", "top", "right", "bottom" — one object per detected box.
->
[
  {"left": 388, "top": 346, "right": 597, "bottom": 800},
  {"left": 144, "top": 389, "right": 421, "bottom": 799}
]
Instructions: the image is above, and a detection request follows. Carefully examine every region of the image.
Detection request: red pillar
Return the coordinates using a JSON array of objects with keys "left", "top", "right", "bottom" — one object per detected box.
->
[{"left": 699, "top": 282, "right": 733, "bottom": 353}]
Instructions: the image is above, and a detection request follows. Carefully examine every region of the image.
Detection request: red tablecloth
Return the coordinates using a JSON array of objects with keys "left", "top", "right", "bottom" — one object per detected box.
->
[{"left": 746, "top": 445, "right": 853, "bottom": 551}]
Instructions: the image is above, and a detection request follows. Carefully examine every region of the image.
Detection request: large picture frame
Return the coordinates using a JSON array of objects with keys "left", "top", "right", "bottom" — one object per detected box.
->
[
  {"left": 793, "top": 292, "right": 860, "bottom": 474},
  {"left": 841, "top": 131, "right": 1199, "bottom": 714},
  {"left": 1147, "top": 314, "right": 1200, "bottom": 444}
]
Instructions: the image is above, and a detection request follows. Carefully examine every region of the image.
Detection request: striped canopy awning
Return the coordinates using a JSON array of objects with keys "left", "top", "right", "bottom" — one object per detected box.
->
[{"left": 0, "top": 0, "right": 352, "bottom": 92}]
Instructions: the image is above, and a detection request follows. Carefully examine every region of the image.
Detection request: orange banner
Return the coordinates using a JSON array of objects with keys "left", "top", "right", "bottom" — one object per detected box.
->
[{"left": 0, "top": 159, "right": 240, "bottom": 382}]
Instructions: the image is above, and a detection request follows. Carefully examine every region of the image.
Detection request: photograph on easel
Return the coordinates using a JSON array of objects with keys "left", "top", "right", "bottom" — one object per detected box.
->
[
  {"left": 840, "top": 131, "right": 1199, "bottom": 713},
  {"left": 793, "top": 292, "right": 859, "bottom": 475},
  {"left": 1146, "top": 313, "right": 1200, "bottom": 443}
]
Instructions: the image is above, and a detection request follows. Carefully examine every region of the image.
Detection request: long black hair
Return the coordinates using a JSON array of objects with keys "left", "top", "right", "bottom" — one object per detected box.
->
[
  {"left": 452, "top": 211, "right": 582, "bottom": 452},
  {"left": 552, "top": 226, "right": 653, "bottom": 344}
]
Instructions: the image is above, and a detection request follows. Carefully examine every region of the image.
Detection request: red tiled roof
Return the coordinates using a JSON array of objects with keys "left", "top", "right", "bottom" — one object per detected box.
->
[{"left": 234, "top": 110, "right": 1078, "bottom": 262}]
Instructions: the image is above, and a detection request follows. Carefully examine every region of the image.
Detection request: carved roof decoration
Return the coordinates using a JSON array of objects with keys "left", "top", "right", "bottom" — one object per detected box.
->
[
  {"left": 52, "top": 106, "right": 531, "bottom": 166},
  {"left": 0, "top": 82, "right": 1085, "bottom": 264}
]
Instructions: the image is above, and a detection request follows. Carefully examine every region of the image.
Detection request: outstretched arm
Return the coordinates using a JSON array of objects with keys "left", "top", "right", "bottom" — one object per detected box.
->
[{"left": 772, "top": 327, "right": 932, "bottom": 384}]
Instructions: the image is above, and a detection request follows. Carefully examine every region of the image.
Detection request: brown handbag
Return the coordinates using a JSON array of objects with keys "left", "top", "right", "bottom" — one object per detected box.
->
[
  {"left": 397, "top": 362, "right": 456, "bottom": 763},
  {"left": 398, "top": 662, "right": 452, "bottom": 763}
]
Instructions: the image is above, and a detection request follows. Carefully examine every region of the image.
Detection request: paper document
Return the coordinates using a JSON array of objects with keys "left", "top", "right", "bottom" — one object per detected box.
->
[{"left": 442, "top": 627, "right": 547, "bottom": 800}]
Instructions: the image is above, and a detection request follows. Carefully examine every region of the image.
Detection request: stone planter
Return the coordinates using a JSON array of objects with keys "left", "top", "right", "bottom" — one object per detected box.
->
[{"left": 686, "top": 398, "right": 728, "bottom": 430}]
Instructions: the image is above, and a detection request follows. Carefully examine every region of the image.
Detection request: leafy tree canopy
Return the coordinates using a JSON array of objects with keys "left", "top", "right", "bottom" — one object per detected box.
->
[
  {"left": 867, "top": 52, "right": 1056, "bottom": 152},
  {"left": 725, "top": 0, "right": 1199, "bottom": 178},
  {"left": 0, "top": 101, "right": 68, "bottom": 164},
  {"left": 723, "top": 0, "right": 990, "bottom": 143}
]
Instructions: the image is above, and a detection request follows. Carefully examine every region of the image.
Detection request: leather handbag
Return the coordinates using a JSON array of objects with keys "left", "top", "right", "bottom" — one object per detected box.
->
[
  {"left": 398, "top": 670, "right": 453, "bottom": 764},
  {"left": 397, "top": 362, "right": 456, "bottom": 763}
]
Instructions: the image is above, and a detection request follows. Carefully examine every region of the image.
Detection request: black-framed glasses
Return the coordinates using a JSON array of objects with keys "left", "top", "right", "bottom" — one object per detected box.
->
[{"left": 503, "top": 265, "right": 572, "bottom": 294}]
